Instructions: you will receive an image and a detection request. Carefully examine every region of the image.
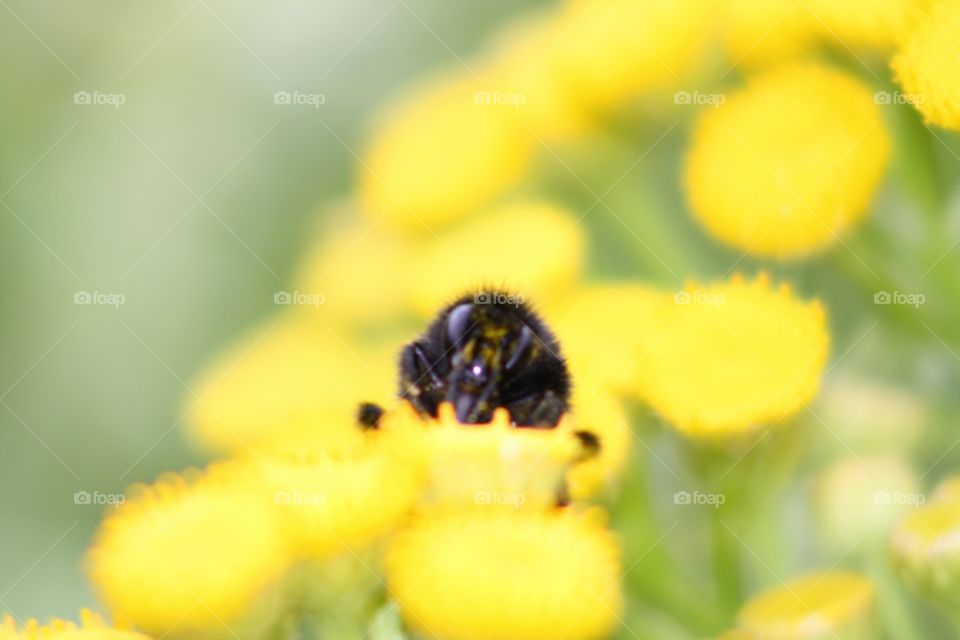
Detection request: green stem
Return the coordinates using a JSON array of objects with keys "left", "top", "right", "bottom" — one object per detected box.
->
[
  {"left": 866, "top": 543, "right": 925, "bottom": 640},
  {"left": 711, "top": 499, "right": 743, "bottom": 616}
]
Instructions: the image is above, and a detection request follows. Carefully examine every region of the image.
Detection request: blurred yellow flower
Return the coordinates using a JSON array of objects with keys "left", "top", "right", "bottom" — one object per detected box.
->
[
  {"left": 359, "top": 71, "right": 534, "bottom": 229},
  {"left": 87, "top": 471, "right": 291, "bottom": 634},
  {"left": 406, "top": 200, "right": 585, "bottom": 316},
  {"left": 552, "top": 0, "right": 712, "bottom": 110},
  {"left": 805, "top": 0, "right": 928, "bottom": 50},
  {"left": 890, "top": 477, "right": 960, "bottom": 605},
  {"left": 386, "top": 508, "right": 622, "bottom": 640},
  {"left": 480, "top": 11, "right": 594, "bottom": 140},
  {"left": 293, "top": 210, "right": 418, "bottom": 326},
  {"left": 892, "top": 0, "right": 960, "bottom": 131},
  {"left": 187, "top": 315, "right": 393, "bottom": 454},
  {"left": 719, "top": 0, "right": 815, "bottom": 66},
  {"left": 230, "top": 432, "right": 423, "bottom": 559},
  {"left": 684, "top": 63, "right": 890, "bottom": 258},
  {"left": 737, "top": 572, "right": 876, "bottom": 639},
  {"left": 566, "top": 387, "right": 632, "bottom": 500},
  {"left": 547, "top": 283, "right": 666, "bottom": 395},
  {"left": 636, "top": 274, "right": 828, "bottom": 438},
  {"left": 0, "top": 611, "right": 150, "bottom": 640},
  {"left": 380, "top": 402, "right": 580, "bottom": 512}
]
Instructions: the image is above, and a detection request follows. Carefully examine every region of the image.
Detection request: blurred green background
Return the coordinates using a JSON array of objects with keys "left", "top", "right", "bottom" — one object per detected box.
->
[
  {"left": 0, "top": 0, "right": 540, "bottom": 618},
  {"left": 5, "top": 0, "right": 960, "bottom": 633}
]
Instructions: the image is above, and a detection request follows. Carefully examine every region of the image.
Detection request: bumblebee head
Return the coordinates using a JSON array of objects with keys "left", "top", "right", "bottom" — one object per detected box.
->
[
  {"left": 443, "top": 300, "right": 538, "bottom": 422},
  {"left": 398, "top": 291, "right": 570, "bottom": 427}
]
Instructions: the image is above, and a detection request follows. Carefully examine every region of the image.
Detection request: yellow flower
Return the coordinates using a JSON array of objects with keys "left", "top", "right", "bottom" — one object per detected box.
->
[
  {"left": 566, "top": 388, "right": 632, "bottom": 500},
  {"left": 386, "top": 509, "right": 622, "bottom": 640},
  {"left": 479, "top": 11, "right": 595, "bottom": 139},
  {"left": 379, "top": 403, "right": 581, "bottom": 512},
  {"left": 547, "top": 283, "right": 666, "bottom": 395},
  {"left": 737, "top": 572, "right": 876, "bottom": 639},
  {"left": 890, "top": 477, "right": 960, "bottom": 605},
  {"left": 406, "top": 200, "right": 585, "bottom": 316},
  {"left": 230, "top": 431, "right": 423, "bottom": 559},
  {"left": 359, "top": 71, "right": 534, "bottom": 230},
  {"left": 0, "top": 611, "right": 151, "bottom": 640},
  {"left": 684, "top": 63, "right": 891, "bottom": 258},
  {"left": 892, "top": 0, "right": 960, "bottom": 131},
  {"left": 636, "top": 274, "right": 829, "bottom": 438},
  {"left": 187, "top": 315, "right": 392, "bottom": 454},
  {"left": 293, "top": 209, "right": 418, "bottom": 326},
  {"left": 719, "top": 0, "right": 816, "bottom": 66},
  {"left": 551, "top": 0, "right": 712, "bottom": 110},
  {"left": 87, "top": 471, "right": 291, "bottom": 634},
  {"left": 804, "top": 0, "right": 929, "bottom": 50}
]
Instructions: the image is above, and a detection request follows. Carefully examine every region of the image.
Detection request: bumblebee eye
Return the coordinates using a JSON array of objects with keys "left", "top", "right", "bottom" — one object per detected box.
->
[
  {"left": 505, "top": 325, "right": 533, "bottom": 370},
  {"left": 446, "top": 303, "right": 474, "bottom": 346}
]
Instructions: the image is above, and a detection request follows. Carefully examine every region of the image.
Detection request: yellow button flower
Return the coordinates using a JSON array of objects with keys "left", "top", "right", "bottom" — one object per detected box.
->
[
  {"left": 804, "top": 0, "right": 929, "bottom": 50},
  {"left": 737, "top": 572, "right": 877, "bottom": 639},
  {"left": 406, "top": 200, "right": 585, "bottom": 316},
  {"left": 892, "top": 0, "right": 960, "bottom": 131},
  {"left": 684, "top": 63, "right": 891, "bottom": 258},
  {"left": 380, "top": 403, "right": 581, "bottom": 512},
  {"left": 479, "top": 11, "right": 594, "bottom": 140},
  {"left": 293, "top": 211, "right": 418, "bottom": 326},
  {"left": 230, "top": 432, "right": 424, "bottom": 560},
  {"left": 187, "top": 315, "right": 392, "bottom": 454},
  {"left": 547, "top": 283, "right": 666, "bottom": 395},
  {"left": 87, "top": 471, "right": 292, "bottom": 634},
  {"left": 551, "top": 0, "right": 712, "bottom": 110},
  {"left": 359, "top": 71, "right": 534, "bottom": 230},
  {"left": 386, "top": 509, "right": 622, "bottom": 640},
  {"left": 719, "top": 0, "right": 816, "bottom": 66},
  {"left": 566, "top": 387, "right": 631, "bottom": 500},
  {"left": 890, "top": 477, "right": 960, "bottom": 606},
  {"left": 0, "top": 611, "right": 151, "bottom": 640},
  {"left": 636, "top": 274, "right": 829, "bottom": 438}
]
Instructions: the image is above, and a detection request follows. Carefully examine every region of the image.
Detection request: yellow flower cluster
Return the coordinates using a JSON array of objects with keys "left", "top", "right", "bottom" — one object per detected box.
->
[
  {"left": 892, "top": 0, "right": 960, "bottom": 131},
  {"left": 86, "top": 427, "right": 426, "bottom": 634},
  {"left": 0, "top": 611, "right": 150, "bottom": 640},
  {"left": 726, "top": 572, "right": 877, "bottom": 639},
  {"left": 359, "top": 0, "right": 712, "bottom": 230}
]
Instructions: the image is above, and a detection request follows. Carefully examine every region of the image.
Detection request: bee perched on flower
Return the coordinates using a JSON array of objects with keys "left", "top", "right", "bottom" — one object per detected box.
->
[{"left": 362, "top": 290, "right": 571, "bottom": 428}]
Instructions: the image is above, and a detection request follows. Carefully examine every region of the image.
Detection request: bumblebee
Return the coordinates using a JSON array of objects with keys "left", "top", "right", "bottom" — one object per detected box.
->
[{"left": 359, "top": 291, "right": 571, "bottom": 428}]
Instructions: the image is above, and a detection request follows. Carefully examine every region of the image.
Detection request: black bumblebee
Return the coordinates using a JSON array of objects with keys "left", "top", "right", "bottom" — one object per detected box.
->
[{"left": 359, "top": 291, "right": 571, "bottom": 428}]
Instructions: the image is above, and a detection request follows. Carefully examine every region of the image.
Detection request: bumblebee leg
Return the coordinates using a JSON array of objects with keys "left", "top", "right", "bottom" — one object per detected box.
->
[
  {"left": 399, "top": 342, "right": 443, "bottom": 417},
  {"left": 356, "top": 402, "right": 384, "bottom": 430},
  {"left": 508, "top": 390, "right": 567, "bottom": 427}
]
